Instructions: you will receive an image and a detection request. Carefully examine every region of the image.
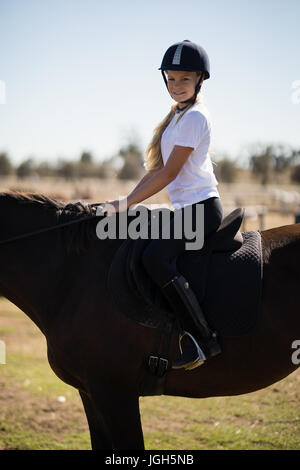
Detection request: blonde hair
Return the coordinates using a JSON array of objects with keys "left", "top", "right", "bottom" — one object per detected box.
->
[{"left": 144, "top": 71, "right": 203, "bottom": 172}]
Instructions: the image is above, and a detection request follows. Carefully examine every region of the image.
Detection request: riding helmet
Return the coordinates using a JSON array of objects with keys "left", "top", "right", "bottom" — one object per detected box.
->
[{"left": 159, "top": 40, "right": 210, "bottom": 99}]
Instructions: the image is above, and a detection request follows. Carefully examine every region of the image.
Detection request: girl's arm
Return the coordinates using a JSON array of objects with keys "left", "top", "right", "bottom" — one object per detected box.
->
[
  {"left": 105, "top": 146, "right": 193, "bottom": 214},
  {"left": 126, "top": 145, "right": 193, "bottom": 207},
  {"left": 126, "top": 168, "right": 171, "bottom": 207},
  {"left": 129, "top": 165, "right": 163, "bottom": 196}
]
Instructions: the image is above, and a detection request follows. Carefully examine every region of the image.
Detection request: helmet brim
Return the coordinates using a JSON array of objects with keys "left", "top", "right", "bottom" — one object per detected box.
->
[{"left": 159, "top": 66, "right": 210, "bottom": 79}]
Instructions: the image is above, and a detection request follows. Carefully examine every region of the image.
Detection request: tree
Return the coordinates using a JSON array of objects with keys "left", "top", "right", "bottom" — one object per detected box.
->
[
  {"left": 0, "top": 152, "right": 13, "bottom": 176},
  {"left": 290, "top": 148, "right": 300, "bottom": 167},
  {"left": 249, "top": 143, "right": 294, "bottom": 185},
  {"left": 36, "top": 161, "right": 55, "bottom": 177},
  {"left": 95, "top": 162, "right": 117, "bottom": 179},
  {"left": 249, "top": 145, "right": 274, "bottom": 185},
  {"left": 80, "top": 151, "right": 93, "bottom": 165},
  {"left": 17, "top": 158, "right": 35, "bottom": 179},
  {"left": 117, "top": 143, "right": 144, "bottom": 180},
  {"left": 291, "top": 165, "right": 300, "bottom": 184},
  {"left": 77, "top": 151, "right": 95, "bottom": 177},
  {"left": 271, "top": 144, "right": 294, "bottom": 183},
  {"left": 215, "top": 158, "right": 238, "bottom": 183},
  {"left": 57, "top": 159, "right": 78, "bottom": 180}
]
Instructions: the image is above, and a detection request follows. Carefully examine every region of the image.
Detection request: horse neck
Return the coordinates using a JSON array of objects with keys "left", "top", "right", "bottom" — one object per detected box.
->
[
  {"left": 0, "top": 200, "right": 141, "bottom": 335},
  {"left": 0, "top": 203, "right": 121, "bottom": 336},
  {"left": 0, "top": 203, "right": 64, "bottom": 334}
]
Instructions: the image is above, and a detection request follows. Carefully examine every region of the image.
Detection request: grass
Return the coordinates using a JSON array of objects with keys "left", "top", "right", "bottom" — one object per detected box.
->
[
  {"left": 140, "top": 387, "right": 300, "bottom": 450},
  {"left": 0, "top": 297, "right": 299, "bottom": 450}
]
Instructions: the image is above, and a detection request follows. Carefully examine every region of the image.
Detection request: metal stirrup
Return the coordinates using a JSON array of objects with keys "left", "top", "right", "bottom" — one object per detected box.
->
[{"left": 179, "top": 331, "right": 206, "bottom": 363}]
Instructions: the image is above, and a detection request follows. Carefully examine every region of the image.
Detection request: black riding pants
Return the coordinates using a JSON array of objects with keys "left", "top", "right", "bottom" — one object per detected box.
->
[{"left": 141, "top": 197, "right": 223, "bottom": 288}]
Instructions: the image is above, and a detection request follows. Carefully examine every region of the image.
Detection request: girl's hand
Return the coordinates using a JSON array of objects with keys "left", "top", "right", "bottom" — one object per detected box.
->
[{"left": 103, "top": 198, "right": 128, "bottom": 216}]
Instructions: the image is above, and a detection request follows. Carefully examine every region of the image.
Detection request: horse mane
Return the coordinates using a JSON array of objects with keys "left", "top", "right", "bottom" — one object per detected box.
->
[
  {"left": 0, "top": 190, "right": 99, "bottom": 255},
  {"left": 0, "top": 190, "right": 65, "bottom": 210}
]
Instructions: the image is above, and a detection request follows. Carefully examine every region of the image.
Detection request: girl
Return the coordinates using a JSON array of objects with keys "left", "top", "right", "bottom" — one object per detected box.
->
[{"left": 104, "top": 40, "right": 223, "bottom": 370}]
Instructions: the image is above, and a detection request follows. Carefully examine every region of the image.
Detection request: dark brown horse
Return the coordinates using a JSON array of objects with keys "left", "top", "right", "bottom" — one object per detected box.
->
[{"left": 0, "top": 191, "right": 299, "bottom": 450}]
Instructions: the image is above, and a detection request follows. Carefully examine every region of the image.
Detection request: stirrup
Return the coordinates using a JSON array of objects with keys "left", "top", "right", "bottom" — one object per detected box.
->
[
  {"left": 172, "top": 331, "right": 206, "bottom": 371},
  {"left": 179, "top": 331, "right": 207, "bottom": 363}
]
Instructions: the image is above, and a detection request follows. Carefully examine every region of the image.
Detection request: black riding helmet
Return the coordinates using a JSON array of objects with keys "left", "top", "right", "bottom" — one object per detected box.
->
[{"left": 159, "top": 40, "right": 210, "bottom": 103}]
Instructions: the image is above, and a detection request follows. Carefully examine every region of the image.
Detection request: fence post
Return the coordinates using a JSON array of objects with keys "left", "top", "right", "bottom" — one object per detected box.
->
[
  {"left": 0, "top": 340, "right": 6, "bottom": 364},
  {"left": 257, "top": 206, "right": 267, "bottom": 231}
]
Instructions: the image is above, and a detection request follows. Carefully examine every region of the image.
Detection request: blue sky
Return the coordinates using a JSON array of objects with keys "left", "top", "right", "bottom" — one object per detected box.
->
[{"left": 0, "top": 0, "right": 299, "bottom": 166}]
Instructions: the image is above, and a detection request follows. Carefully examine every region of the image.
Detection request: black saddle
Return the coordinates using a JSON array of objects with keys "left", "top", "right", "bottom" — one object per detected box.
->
[{"left": 107, "top": 207, "right": 262, "bottom": 338}]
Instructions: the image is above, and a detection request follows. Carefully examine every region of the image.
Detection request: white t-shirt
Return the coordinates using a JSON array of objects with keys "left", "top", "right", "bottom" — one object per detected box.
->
[{"left": 161, "top": 101, "right": 219, "bottom": 209}]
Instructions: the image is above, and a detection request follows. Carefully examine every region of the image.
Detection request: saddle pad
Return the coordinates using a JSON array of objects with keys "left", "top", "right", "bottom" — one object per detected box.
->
[
  {"left": 202, "top": 230, "right": 262, "bottom": 337},
  {"left": 107, "top": 230, "right": 262, "bottom": 337}
]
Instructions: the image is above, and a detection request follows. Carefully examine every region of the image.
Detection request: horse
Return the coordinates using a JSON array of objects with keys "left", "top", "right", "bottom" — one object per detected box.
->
[{"left": 0, "top": 190, "right": 299, "bottom": 450}]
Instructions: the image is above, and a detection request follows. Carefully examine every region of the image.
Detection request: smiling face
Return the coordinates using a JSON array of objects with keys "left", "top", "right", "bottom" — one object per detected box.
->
[{"left": 166, "top": 70, "right": 203, "bottom": 105}]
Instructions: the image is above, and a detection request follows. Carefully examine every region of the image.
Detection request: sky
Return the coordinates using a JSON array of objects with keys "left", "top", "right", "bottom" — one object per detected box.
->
[{"left": 0, "top": 0, "right": 299, "bottom": 166}]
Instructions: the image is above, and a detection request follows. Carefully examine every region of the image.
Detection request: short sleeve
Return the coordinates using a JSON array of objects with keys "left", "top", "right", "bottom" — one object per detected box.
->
[{"left": 174, "top": 111, "right": 209, "bottom": 149}]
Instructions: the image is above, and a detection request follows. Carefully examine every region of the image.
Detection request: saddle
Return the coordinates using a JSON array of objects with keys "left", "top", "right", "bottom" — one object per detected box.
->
[
  {"left": 107, "top": 207, "right": 262, "bottom": 336},
  {"left": 107, "top": 207, "right": 262, "bottom": 391}
]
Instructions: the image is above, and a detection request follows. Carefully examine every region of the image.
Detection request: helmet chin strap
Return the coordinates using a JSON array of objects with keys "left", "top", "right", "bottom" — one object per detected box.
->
[{"left": 161, "top": 71, "right": 203, "bottom": 106}]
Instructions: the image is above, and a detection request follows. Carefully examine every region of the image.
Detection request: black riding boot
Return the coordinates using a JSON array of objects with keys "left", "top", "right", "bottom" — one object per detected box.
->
[{"left": 162, "top": 275, "right": 221, "bottom": 370}]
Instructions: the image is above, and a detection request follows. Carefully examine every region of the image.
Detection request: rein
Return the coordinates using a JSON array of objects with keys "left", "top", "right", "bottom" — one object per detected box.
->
[{"left": 0, "top": 203, "right": 104, "bottom": 246}]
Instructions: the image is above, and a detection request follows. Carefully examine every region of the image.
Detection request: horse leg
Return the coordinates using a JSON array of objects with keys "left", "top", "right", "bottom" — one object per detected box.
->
[
  {"left": 79, "top": 390, "right": 113, "bottom": 450},
  {"left": 89, "top": 383, "right": 145, "bottom": 450}
]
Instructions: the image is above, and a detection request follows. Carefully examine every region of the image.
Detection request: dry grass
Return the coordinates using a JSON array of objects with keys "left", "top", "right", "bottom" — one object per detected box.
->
[{"left": 0, "top": 297, "right": 299, "bottom": 450}]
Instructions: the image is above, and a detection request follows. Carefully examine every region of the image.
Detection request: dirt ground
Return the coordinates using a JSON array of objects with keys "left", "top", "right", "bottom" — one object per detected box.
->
[{"left": 0, "top": 382, "right": 88, "bottom": 443}]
